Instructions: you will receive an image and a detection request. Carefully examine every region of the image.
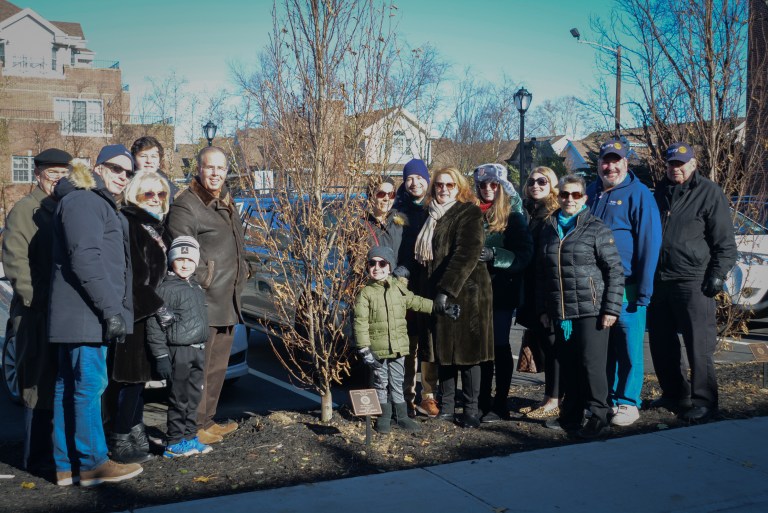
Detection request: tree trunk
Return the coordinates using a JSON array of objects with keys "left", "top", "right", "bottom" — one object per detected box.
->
[{"left": 320, "top": 390, "right": 333, "bottom": 422}]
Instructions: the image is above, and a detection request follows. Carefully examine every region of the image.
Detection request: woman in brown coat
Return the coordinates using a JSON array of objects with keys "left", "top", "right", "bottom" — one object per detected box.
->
[{"left": 416, "top": 167, "right": 493, "bottom": 428}]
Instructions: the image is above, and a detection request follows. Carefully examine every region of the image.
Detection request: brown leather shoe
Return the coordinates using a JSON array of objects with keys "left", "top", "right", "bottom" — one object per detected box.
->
[
  {"left": 416, "top": 398, "right": 439, "bottom": 417},
  {"left": 79, "top": 460, "right": 142, "bottom": 487},
  {"left": 196, "top": 429, "right": 224, "bottom": 444},
  {"left": 206, "top": 422, "right": 238, "bottom": 437}
]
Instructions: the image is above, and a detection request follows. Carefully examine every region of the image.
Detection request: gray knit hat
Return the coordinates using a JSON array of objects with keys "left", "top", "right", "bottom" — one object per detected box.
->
[
  {"left": 367, "top": 245, "right": 395, "bottom": 269},
  {"left": 168, "top": 236, "right": 200, "bottom": 266}
]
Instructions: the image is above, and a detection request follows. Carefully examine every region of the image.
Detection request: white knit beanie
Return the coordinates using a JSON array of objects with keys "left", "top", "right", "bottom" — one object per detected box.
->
[{"left": 168, "top": 236, "right": 200, "bottom": 266}]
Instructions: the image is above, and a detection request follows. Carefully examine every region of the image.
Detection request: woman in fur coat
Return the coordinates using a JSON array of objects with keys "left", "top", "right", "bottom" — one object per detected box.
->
[
  {"left": 104, "top": 171, "right": 173, "bottom": 463},
  {"left": 415, "top": 167, "right": 493, "bottom": 428}
]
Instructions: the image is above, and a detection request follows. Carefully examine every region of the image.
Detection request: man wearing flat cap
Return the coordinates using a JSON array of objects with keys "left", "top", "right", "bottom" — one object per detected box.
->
[
  {"left": 586, "top": 139, "right": 661, "bottom": 427},
  {"left": 2, "top": 148, "right": 71, "bottom": 475},
  {"left": 648, "top": 142, "right": 736, "bottom": 423},
  {"left": 48, "top": 144, "right": 143, "bottom": 486}
]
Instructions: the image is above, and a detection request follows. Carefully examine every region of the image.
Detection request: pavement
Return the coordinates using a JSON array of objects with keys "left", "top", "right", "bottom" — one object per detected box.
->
[{"left": 123, "top": 416, "right": 768, "bottom": 513}]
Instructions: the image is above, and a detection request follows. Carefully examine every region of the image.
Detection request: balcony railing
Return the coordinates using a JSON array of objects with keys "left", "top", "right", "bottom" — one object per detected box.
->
[
  {"left": 90, "top": 59, "right": 120, "bottom": 69},
  {"left": 0, "top": 109, "right": 173, "bottom": 127}
]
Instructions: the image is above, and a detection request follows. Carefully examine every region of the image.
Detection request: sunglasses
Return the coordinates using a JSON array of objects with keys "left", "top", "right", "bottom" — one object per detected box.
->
[
  {"left": 478, "top": 182, "right": 499, "bottom": 190},
  {"left": 435, "top": 182, "right": 456, "bottom": 191},
  {"left": 527, "top": 177, "right": 549, "bottom": 187},
  {"left": 142, "top": 190, "right": 168, "bottom": 201},
  {"left": 102, "top": 162, "right": 135, "bottom": 178},
  {"left": 375, "top": 190, "right": 396, "bottom": 200},
  {"left": 558, "top": 191, "right": 585, "bottom": 200},
  {"left": 367, "top": 259, "right": 389, "bottom": 269}
]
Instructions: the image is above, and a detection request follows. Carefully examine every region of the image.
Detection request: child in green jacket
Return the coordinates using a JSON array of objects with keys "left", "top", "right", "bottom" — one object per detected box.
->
[{"left": 354, "top": 246, "right": 459, "bottom": 434}]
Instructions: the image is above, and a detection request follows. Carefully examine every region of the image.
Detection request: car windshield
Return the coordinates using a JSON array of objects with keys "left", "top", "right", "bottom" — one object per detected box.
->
[{"left": 732, "top": 209, "right": 768, "bottom": 235}]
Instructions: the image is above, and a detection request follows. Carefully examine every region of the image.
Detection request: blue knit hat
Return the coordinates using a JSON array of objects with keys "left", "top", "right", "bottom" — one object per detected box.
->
[{"left": 402, "top": 159, "right": 429, "bottom": 183}]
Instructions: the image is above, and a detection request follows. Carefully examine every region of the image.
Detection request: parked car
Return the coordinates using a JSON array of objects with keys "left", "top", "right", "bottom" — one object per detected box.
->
[{"left": 724, "top": 209, "right": 768, "bottom": 321}]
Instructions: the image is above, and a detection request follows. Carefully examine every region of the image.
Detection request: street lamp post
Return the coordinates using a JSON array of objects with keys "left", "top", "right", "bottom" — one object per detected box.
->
[
  {"left": 203, "top": 120, "right": 217, "bottom": 147},
  {"left": 570, "top": 28, "right": 621, "bottom": 137},
  {"left": 514, "top": 87, "right": 533, "bottom": 189}
]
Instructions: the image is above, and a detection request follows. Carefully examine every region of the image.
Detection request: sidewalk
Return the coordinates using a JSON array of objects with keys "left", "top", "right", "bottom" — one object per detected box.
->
[{"left": 129, "top": 416, "right": 768, "bottom": 513}]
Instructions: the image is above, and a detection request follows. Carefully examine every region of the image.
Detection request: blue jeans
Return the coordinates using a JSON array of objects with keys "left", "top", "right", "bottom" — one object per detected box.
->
[
  {"left": 607, "top": 303, "right": 647, "bottom": 407},
  {"left": 53, "top": 344, "right": 109, "bottom": 472}
]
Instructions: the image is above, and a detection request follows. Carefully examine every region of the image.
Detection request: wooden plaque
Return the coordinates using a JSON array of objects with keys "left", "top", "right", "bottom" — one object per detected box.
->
[{"left": 749, "top": 343, "right": 768, "bottom": 362}]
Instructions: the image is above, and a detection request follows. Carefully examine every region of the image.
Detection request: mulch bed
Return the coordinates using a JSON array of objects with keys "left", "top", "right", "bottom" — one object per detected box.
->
[{"left": 1, "top": 362, "right": 767, "bottom": 513}]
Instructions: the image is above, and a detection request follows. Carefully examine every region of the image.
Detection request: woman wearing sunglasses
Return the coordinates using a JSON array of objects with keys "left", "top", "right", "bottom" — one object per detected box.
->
[
  {"left": 104, "top": 171, "right": 174, "bottom": 463},
  {"left": 364, "top": 176, "right": 406, "bottom": 271},
  {"left": 516, "top": 167, "right": 562, "bottom": 418},
  {"left": 471, "top": 164, "right": 533, "bottom": 423},
  {"left": 537, "top": 174, "right": 624, "bottom": 439},
  {"left": 414, "top": 167, "right": 493, "bottom": 428}
]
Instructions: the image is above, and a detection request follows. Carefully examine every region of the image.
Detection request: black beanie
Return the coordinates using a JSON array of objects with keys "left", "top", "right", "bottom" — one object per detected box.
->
[{"left": 367, "top": 246, "right": 395, "bottom": 269}]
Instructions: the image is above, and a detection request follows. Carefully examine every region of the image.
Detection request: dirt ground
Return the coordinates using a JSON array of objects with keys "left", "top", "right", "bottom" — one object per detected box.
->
[{"left": 1, "top": 362, "right": 767, "bottom": 513}]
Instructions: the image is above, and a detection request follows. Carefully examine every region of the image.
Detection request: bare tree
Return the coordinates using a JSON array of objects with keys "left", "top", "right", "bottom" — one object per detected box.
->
[
  {"left": 237, "top": 0, "right": 440, "bottom": 421},
  {"left": 527, "top": 96, "right": 591, "bottom": 139}
]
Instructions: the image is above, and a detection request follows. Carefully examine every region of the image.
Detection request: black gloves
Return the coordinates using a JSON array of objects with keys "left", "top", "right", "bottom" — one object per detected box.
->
[
  {"left": 104, "top": 314, "right": 127, "bottom": 344},
  {"left": 392, "top": 265, "right": 410, "bottom": 280},
  {"left": 154, "top": 355, "right": 172, "bottom": 381},
  {"left": 432, "top": 293, "right": 461, "bottom": 320},
  {"left": 155, "top": 304, "right": 175, "bottom": 330},
  {"left": 358, "top": 347, "right": 383, "bottom": 369},
  {"left": 702, "top": 276, "right": 725, "bottom": 298},
  {"left": 479, "top": 247, "right": 495, "bottom": 262}
]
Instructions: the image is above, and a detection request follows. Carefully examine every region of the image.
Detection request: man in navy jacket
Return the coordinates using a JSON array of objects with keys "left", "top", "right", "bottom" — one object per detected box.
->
[
  {"left": 48, "top": 145, "right": 141, "bottom": 487},
  {"left": 587, "top": 138, "right": 661, "bottom": 426}
]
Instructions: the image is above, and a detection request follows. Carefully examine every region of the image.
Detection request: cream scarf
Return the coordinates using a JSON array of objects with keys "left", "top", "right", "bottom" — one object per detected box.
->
[{"left": 415, "top": 199, "right": 457, "bottom": 265}]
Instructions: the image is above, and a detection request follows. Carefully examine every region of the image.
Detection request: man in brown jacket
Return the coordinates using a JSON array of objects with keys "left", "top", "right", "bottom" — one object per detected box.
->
[
  {"left": 2, "top": 148, "right": 71, "bottom": 474},
  {"left": 167, "top": 146, "right": 247, "bottom": 444}
]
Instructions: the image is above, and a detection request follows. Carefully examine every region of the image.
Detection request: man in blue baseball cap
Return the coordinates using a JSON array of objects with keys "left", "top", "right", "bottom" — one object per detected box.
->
[
  {"left": 648, "top": 141, "right": 736, "bottom": 423},
  {"left": 48, "top": 144, "right": 142, "bottom": 486},
  {"left": 586, "top": 138, "right": 661, "bottom": 427}
]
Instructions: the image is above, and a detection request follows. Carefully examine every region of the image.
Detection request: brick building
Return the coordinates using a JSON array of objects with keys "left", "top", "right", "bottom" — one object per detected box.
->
[{"left": 0, "top": 0, "right": 174, "bottom": 223}]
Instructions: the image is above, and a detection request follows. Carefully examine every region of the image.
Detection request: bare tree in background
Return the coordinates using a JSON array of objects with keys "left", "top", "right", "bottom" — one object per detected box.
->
[
  {"left": 527, "top": 96, "right": 591, "bottom": 139},
  {"left": 236, "top": 0, "right": 441, "bottom": 421}
]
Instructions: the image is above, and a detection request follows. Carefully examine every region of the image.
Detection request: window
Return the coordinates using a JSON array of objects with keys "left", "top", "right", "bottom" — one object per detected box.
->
[
  {"left": 54, "top": 98, "right": 104, "bottom": 135},
  {"left": 0, "top": 42, "right": 5, "bottom": 65},
  {"left": 392, "top": 130, "right": 412, "bottom": 156},
  {"left": 71, "top": 50, "right": 76, "bottom": 66},
  {"left": 12, "top": 156, "right": 34, "bottom": 183},
  {"left": 51, "top": 47, "right": 57, "bottom": 71}
]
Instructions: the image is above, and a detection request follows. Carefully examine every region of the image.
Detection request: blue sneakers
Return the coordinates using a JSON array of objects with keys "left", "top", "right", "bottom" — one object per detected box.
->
[
  {"left": 188, "top": 436, "right": 213, "bottom": 454},
  {"left": 163, "top": 439, "right": 197, "bottom": 458}
]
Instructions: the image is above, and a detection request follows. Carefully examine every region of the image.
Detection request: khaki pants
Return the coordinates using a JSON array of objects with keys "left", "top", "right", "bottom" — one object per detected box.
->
[
  {"left": 197, "top": 326, "right": 234, "bottom": 431},
  {"left": 403, "top": 335, "right": 439, "bottom": 403}
]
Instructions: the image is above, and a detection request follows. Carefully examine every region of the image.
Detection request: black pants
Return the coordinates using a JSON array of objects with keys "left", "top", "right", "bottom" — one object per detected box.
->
[
  {"left": 112, "top": 383, "right": 144, "bottom": 434},
  {"left": 557, "top": 316, "right": 610, "bottom": 424},
  {"left": 533, "top": 320, "right": 559, "bottom": 399},
  {"left": 168, "top": 345, "right": 205, "bottom": 444},
  {"left": 439, "top": 364, "right": 481, "bottom": 417},
  {"left": 479, "top": 309, "right": 514, "bottom": 413},
  {"left": 648, "top": 280, "right": 718, "bottom": 408}
]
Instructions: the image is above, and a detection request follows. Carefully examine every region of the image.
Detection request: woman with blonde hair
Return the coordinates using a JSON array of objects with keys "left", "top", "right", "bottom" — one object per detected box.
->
[
  {"left": 415, "top": 167, "right": 493, "bottom": 428},
  {"left": 472, "top": 164, "right": 533, "bottom": 422},
  {"left": 516, "top": 166, "right": 562, "bottom": 418},
  {"left": 105, "top": 171, "right": 174, "bottom": 463}
]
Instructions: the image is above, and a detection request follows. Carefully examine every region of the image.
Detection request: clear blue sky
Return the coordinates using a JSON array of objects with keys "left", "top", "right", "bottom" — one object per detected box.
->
[{"left": 19, "top": 0, "right": 616, "bottom": 130}]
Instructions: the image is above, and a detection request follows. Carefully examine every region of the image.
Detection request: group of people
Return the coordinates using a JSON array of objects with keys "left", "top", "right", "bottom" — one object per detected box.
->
[
  {"left": 3, "top": 139, "right": 247, "bottom": 486},
  {"left": 2, "top": 133, "right": 737, "bottom": 485},
  {"left": 354, "top": 138, "right": 736, "bottom": 439}
]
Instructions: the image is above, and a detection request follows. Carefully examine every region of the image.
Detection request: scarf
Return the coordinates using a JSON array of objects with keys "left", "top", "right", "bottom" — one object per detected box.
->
[
  {"left": 555, "top": 205, "right": 587, "bottom": 341},
  {"left": 415, "top": 199, "right": 457, "bottom": 265},
  {"left": 479, "top": 200, "right": 493, "bottom": 214}
]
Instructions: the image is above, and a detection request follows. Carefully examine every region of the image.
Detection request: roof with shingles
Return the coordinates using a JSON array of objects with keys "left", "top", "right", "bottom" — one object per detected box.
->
[
  {"left": 51, "top": 21, "right": 84, "bottom": 38},
  {"left": 0, "top": 0, "right": 20, "bottom": 22}
]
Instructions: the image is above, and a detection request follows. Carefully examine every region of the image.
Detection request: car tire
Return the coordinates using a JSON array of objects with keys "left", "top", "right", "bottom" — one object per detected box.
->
[{"left": 2, "top": 330, "right": 22, "bottom": 405}]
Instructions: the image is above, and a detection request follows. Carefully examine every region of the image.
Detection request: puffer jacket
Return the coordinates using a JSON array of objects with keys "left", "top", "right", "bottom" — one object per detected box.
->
[
  {"left": 48, "top": 163, "right": 134, "bottom": 343},
  {"left": 167, "top": 177, "right": 247, "bottom": 326},
  {"left": 146, "top": 272, "right": 209, "bottom": 357},
  {"left": 353, "top": 276, "right": 433, "bottom": 359},
  {"left": 536, "top": 209, "right": 624, "bottom": 320},
  {"left": 363, "top": 210, "right": 406, "bottom": 264}
]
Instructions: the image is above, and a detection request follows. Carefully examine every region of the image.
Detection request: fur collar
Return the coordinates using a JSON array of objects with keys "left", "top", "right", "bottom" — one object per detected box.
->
[
  {"left": 189, "top": 176, "right": 232, "bottom": 208},
  {"left": 69, "top": 161, "right": 97, "bottom": 190}
]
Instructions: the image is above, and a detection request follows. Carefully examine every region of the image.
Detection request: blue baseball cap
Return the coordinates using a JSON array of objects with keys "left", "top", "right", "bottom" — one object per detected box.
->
[
  {"left": 665, "top": 142, "right": 695, "bottom": 163},
  {"left": 599, "top": 138, "right": 628, "bottom": 159}
]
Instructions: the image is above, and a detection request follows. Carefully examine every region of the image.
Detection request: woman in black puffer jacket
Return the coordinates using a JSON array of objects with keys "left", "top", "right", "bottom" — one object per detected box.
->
[{"left": 537, "top": 174, "right": 623, "bottom": 439}]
